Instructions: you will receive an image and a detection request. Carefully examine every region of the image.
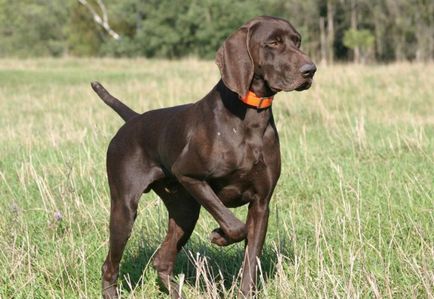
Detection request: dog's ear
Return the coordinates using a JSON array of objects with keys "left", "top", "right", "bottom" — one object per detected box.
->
[{"left": 216, "top": 25, "right": 255, "bottom": 98}]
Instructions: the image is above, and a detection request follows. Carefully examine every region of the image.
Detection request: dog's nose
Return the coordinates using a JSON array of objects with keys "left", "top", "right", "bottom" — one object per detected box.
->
[{"left": 299, "top": 63, "right": 317, "bottom": 78}]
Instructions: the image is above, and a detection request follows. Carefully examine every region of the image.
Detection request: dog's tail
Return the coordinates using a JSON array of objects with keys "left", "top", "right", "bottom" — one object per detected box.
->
[{"left": 91, "top": 81, "right": 139, "bottom": 122}]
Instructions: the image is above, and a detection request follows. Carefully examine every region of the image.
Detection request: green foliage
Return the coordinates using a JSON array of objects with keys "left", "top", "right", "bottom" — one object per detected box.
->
[
  {"left": 102, "top": 0, "right": 268, "bottom": 58},
  {"left": 66, "top": 1, "right": 105, "bottom": 56},
  {"left": 0, "top": 0, "right": 432, "bottom": 61},
  {"left": 0, "top": 0, "right": 70, "bottom": 57},
  {"left": 343, "top": 28, "right": 375, "bottom": 51}
]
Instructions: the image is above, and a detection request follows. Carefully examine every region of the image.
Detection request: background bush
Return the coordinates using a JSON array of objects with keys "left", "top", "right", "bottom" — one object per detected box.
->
[{"left": 0, "top": 0, "right": 433, "bottom": 62}]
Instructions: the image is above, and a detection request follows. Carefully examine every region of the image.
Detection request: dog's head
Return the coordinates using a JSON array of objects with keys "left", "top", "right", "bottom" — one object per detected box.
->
[{"left": 216, "top": 16, "right": 316, "bottom": 98}]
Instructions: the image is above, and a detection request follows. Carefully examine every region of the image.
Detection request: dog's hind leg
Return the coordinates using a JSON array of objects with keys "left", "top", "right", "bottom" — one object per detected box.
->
[
  {"left": 152, "top": 183, "right": 201, "bottom": 299},
  {"left": 102, "top": 147, "right": 164, "bottom": 299}
]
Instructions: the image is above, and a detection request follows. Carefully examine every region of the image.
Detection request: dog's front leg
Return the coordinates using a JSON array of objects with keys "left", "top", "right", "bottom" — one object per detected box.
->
[
  {"left": 175, "top": 175, "right": 247, "bottom": 243},
  {"left": 240, "top": 199, "right": 270, "bottom": 297}
]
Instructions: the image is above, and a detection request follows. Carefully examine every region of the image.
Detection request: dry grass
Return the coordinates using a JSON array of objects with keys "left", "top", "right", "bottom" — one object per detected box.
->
[{"left": 0, "top": 58, "right": 433, "bottom": 298}]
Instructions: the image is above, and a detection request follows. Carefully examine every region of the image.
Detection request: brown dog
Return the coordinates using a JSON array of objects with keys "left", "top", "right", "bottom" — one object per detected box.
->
[{"left": 93, "top": 16, "right": 315, "bottom": 298}]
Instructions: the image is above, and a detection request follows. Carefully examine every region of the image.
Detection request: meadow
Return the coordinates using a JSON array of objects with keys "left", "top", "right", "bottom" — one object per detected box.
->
[{"left": 0, "top": 58, "right": 433, "bottom": 298}]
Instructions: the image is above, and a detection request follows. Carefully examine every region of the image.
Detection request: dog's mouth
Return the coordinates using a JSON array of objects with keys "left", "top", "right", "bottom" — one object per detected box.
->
[
  {"left": 268, "top": 77, "right": 313, "bottom": 93},
  {"left": 294, "top": 79, "right": 313, "bottom": 91},
  {"left": 277, "top": 79, "right": 312, "bottom": 92},
  {"left": 269, "top": 86, "right": 282, "bottom": 93}
]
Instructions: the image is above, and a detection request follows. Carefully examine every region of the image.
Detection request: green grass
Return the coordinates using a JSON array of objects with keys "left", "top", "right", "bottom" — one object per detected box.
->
[{"left": 0, "top": 58, "right": 433, "bottom": 298}]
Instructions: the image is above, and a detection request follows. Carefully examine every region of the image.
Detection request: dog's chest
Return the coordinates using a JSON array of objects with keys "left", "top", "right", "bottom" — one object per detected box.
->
[
  {"left": 209, "top": 133, "right": 273, "bottom": 207},
  {"left": 210, "top": 158, "right": 268, "bottom": 207},
  {"left": 211, "top": 128, "right": 264, "bottom": 175}
]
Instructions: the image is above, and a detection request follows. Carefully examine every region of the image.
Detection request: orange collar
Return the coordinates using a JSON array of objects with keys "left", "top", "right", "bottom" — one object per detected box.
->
[{"left": 240, "top": 91, "right": 274, "bottom": 109}]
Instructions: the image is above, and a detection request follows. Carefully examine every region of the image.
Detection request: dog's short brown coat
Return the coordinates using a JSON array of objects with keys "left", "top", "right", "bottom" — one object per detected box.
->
[{"left": 93, "top": 16, "right": 316, "bottom": 298}]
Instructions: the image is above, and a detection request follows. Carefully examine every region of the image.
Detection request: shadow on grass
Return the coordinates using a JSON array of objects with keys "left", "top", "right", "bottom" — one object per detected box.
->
[{"left": 119, "top": 234, "right": 294, "bottom": 295}]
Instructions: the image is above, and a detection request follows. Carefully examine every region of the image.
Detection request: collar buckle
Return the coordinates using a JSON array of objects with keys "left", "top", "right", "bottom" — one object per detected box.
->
[{"left": 240, "top": 91, "right": 273, "bottom": 109}]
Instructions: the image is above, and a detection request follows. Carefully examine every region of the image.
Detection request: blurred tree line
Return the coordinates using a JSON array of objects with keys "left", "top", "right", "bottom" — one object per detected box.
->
[{"left": 0, "top": 0, "right": 433, "bottom": 63}]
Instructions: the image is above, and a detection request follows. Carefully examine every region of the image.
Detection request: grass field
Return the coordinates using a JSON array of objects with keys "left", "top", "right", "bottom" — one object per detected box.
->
[{"left": 0, "top": 58, "right": 433, "bottom": 298}]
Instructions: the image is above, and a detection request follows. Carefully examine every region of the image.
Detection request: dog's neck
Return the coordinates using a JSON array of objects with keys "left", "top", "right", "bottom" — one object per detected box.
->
[
  {"left": 214, "top": 80, "right": 274, "bottom": 130},
  {"left": 249, "top": 74, "right": 277, "bottom": 98}
]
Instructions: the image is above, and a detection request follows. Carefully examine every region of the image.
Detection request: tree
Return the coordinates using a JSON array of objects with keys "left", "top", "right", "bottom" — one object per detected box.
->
[
  {"left": 77, "top": 0, "right": 120, "bottom": 40},
  {"left": 343, "top": 28, "right": 374, "bottom": 63},
  {"left": 66, "top": 1, "right": 105, "bottom": 56},
  {"left": 349, "top": 0, "right": 360, "bottom": 63},
  {"left": 0, "top": 0, "right": 70, "bottom": 57},
  {"left": 326, "top": 0, "right": 336, "bottom": 64},
  {"left": 0, "top": 0, "right": 432, "bottom": 61},
  {"left": 413, "top": 0, "right": 434, "bottom": 61}
]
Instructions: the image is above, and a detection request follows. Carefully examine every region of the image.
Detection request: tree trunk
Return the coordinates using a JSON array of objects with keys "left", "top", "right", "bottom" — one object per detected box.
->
[
  {"left": 395, "top": 38, "right": 405, "bottom": 62},
  {"left": 319, "top": 16, "right": 327, "bottom": 65},
  {"left": 77, "top": 0, "right": 120, "bottom": 40},
  {"left": 350, "top": 0, "right": 360, "bottom": 63},
  {"left": 372, "top": 9, "right": 383, "bottom": 61},
  {"left": 326, "top": 0, "right": 335, "bottom": 64}
]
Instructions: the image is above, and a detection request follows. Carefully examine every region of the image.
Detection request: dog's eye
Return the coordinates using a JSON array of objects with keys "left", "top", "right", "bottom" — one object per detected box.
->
[
  {"left": 292, "top": 36, "right": 301, "bottom": 47},
  {"left": 267, "top": 39, "right": 280, "bottom": 48}
]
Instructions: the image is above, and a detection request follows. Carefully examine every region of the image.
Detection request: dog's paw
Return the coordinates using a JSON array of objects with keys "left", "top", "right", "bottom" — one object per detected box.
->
[
  {"left": 210, "top": 227, "right": 245, "bottom": 246},
  {"left": 210, "top": 228, "right": 231, "bottom": 246}
]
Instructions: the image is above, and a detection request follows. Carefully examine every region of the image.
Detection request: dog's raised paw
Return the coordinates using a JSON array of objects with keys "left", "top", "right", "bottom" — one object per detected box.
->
[{"left": 210, "top": 228, "right": 241, "bottom": 247}]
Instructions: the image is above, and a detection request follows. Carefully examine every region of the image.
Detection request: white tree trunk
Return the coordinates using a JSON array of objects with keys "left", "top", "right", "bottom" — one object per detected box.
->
[{"left": 78, "top": 0, "right": 120, "bottom": 40}]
